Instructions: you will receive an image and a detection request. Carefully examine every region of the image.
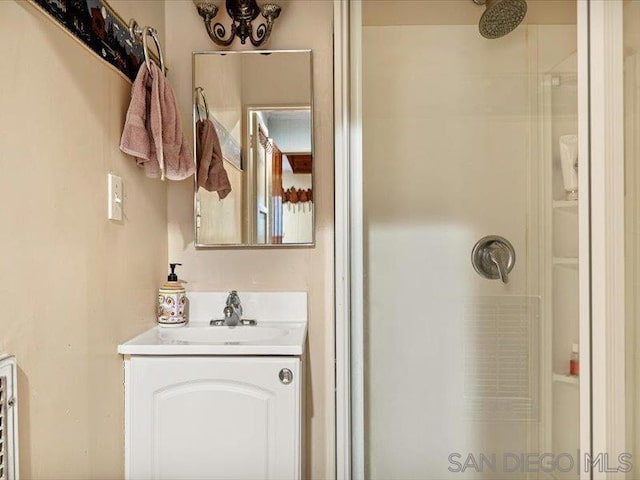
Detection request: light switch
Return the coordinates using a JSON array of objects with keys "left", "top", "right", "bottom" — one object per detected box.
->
[{"left": 107, "top": 173, "right": 123, "bottom": 221}]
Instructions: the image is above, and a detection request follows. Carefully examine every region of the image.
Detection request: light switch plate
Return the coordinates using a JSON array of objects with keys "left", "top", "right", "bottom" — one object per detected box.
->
[{"left": 107, "top": 173, "right": 123, "bottom": 221}]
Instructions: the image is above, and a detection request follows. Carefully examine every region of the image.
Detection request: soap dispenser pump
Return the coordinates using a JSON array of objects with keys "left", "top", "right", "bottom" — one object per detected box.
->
[
  {"left": 157, "top": 263, "right": 187, "bottom": 327},
  {"left": 168, "top": 263, "right": 180, "bottom": 281}
]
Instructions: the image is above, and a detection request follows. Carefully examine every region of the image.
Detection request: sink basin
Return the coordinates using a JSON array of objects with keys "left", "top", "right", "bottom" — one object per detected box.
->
[
  {"left": 118, "top": 322, "right": 306, "bottom": 356},
  {"left": 118, "top": 291, "right": 308, "bottom": 356},
  {"left": 158, "top": 326, "right": 288, "bottom": 344}
]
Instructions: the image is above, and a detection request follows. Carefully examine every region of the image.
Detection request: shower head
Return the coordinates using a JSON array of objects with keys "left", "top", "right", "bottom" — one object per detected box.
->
[{"left": 474, "top": 0, "right": 528, "bottom": 39}]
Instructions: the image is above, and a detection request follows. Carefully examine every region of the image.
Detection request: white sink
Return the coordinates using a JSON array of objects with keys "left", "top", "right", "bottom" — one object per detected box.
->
[
  {"left": 159, "top": 325, "right": 289, "bottom": 344},
  {"left": 118, "top": 292, "right": 307, "bottom": 356}
]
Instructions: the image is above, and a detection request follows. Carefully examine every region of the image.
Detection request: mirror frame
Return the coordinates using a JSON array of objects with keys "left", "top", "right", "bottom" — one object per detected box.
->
[{"left": 192, "top": 49, "right": 315, "bottom": 249}]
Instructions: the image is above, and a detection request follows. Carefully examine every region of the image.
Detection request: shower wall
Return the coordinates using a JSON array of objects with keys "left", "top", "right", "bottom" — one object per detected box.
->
[{"left": 362, "top": 24, "right": 576, "bottom": 479}]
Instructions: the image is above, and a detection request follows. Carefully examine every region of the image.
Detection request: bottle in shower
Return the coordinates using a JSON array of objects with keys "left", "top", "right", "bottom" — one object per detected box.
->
[{"left": 570, "top": 344, "right": 579, "bottom": 377}]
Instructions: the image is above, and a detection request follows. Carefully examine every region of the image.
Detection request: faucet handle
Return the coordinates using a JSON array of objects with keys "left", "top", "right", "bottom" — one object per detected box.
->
[
  {"left": 227, "top": 290, "right": 240, "bottom": 305},
  {"left": 471, "top": 235, "right": 516, "bottom": 284}
]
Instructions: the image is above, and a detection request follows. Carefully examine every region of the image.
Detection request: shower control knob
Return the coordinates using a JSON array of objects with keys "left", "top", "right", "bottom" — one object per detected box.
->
[
  {"left": 279, "top": 368, "right": 293, "bottom": 385},
  {"left": 471, "top": 235, "right": 516, "bottom": 284}
]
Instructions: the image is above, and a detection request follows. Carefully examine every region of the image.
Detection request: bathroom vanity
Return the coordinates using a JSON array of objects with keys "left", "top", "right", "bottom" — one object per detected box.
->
[{"left": 118, "top": 292, "right": 307, "bottom": 480}]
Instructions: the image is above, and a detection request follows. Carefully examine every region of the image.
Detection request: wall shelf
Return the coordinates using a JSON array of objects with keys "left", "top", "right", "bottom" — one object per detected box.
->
[
  {"left": 553, "top": 373, "right": 579, "bottom": 385},
  {"left": 552, "top": 257, "right": 579, "bottom": 266},
  {"left": 553, "top": 200, "right": 578, "bottom": 209},
  {"left": 27, "top": 0, "right": 159, "bottom": 83}
]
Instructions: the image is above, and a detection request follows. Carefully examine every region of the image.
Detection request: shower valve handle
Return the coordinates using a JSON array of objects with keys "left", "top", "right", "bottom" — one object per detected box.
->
[{"left": 471, "top": 235, "right": 516, "bottom": 284}]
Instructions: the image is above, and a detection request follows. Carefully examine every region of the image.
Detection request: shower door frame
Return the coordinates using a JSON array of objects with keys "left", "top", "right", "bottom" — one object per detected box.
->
[
  {"left": 587, "top": 1, "right": 627, "bottom": 477},
  {"left": 334, "top": 1, "right": 627, "bottom": 479}
]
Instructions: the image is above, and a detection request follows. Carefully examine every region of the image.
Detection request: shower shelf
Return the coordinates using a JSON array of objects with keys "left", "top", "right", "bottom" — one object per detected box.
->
[
  {"left": 553, "top": 200, "right": 578, "bottom": 209},
  {"left": 553, "top": 373, "right": 579, "bottom": 385},
  {"left": 542, "top": 69, "right": 580, "bottom": 461},
  {"left": 552, "top": 257, "right": 579, "bottom": 267}
]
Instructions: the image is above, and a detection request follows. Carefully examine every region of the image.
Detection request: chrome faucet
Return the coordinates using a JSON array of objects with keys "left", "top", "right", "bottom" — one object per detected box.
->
[
  {"left": 223, "top": 290, "right": 243, "bottom": 326},
  {"left": 210, "top": 291, "right": 257, "bottom": 326}
]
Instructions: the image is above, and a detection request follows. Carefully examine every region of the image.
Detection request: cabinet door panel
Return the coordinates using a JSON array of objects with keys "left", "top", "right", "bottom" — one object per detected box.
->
[{"left": 126, "top": 356, "right": 301, "bottom": 480}]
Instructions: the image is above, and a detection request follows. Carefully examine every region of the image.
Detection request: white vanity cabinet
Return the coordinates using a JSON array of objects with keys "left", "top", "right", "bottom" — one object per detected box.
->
[{"left": 124, "top": 356, "right": 302, "bottom": 480}]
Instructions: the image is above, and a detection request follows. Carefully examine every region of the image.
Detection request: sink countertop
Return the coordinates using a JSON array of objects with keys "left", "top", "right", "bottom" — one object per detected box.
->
[
  {"left": 118, "top": 322, "right": 307, "bottom": 356},
  {"left": 118, "top": 292, "right": 308, "bottom": 356}
]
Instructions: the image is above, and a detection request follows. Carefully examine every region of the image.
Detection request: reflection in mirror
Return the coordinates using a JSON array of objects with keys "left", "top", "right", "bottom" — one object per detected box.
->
[{"left": 193, "top": 50, "right": 313, "bottom": 247}]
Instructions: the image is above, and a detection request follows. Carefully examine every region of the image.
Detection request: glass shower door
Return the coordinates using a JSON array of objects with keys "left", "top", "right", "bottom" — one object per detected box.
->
[{"left": 356, "top": 2, "right": 583, "bottom": 478}]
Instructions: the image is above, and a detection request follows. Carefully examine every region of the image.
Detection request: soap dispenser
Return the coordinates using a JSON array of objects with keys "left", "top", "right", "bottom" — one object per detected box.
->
[{"left": 157, "top": 263, "right": 187, "bottom": 327}]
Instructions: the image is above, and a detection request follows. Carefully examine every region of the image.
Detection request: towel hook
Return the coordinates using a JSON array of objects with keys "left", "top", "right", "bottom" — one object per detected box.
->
[
  {"left": 195, "top": 87, "right": 210, "bottom": 122},
  {"left": 129, "top": 19, "right": 166, "bottom": 75}
]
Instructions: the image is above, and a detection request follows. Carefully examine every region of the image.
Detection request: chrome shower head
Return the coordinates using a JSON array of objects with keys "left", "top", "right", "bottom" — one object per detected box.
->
[{"left": 474, "top": 0, "right": 528, "bottom": 39}]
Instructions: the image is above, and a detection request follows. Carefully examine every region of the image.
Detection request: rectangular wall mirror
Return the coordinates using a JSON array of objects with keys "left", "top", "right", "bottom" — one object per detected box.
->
[{"left": 193, "top": 50, "right": 314, "bottom": 247}]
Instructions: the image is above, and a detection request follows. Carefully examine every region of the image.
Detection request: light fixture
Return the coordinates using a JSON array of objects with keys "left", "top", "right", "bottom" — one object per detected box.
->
[{"left": 195, "top": 0, "right": 281, "bottom": 47}]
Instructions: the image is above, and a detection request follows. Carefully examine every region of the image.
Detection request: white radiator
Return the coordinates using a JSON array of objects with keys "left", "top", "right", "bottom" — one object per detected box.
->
[{"left": 0, "top": 356, "right": 17, "bottom": 480}]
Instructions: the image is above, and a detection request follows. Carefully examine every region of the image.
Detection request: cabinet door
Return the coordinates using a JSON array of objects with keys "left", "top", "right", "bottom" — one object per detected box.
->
[{"left": 126, "top": 356, "right": 301, "bottom": 480}]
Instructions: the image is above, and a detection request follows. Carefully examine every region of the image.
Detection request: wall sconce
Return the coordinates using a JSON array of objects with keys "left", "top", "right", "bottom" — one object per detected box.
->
[{"left": 195, "top": 0, "right": 281, "bottom": 47}]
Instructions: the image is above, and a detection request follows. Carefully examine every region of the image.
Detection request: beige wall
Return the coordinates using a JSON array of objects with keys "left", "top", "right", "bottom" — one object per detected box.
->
[
  {"left": 195, "top": 54, "right": 244, "bottom": 244},
  {"left": 241, "top": 52, "right": 312, "bottom": 105},
  {"left": 164, "top": 1, "right": 335, "bottom": 478},
  {"left": 363, "top": 0, "right": 576, "bottom": 26},
  {"left": 195, "top": 53, "right": 242, "bottom": 142},
  {"left": 0, "top": 1, "right": 167, "bottom": 478},
  {"left": 198, "top": 166, "right": 244, "bottom": 244}
]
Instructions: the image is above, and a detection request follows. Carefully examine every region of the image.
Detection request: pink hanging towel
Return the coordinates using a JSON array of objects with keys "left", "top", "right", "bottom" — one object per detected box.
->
[{"left": 120, "top": 63, "right": 194, "bottom": 181}]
